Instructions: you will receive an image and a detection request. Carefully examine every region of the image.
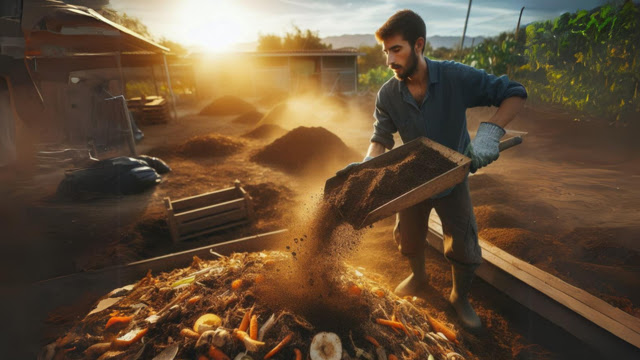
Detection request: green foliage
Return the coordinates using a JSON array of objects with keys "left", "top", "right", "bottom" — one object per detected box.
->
[
  {"left": 97, "top": 7, "right": 152, "bottom": 39},
  {"left": 463, "top": 2, "right": 640, "bottom": 124},
  {"left": 357, "top": 44, "right": 386, "bottom": 73},
  {"left": 157, "top": 37, "right": 188, "bottom": 55},
  {"left": 358, "top": 66, "right": 393, "bottom": 92},
  {"left": 258, "top": 26, "right": 331, "bottom": 51}
]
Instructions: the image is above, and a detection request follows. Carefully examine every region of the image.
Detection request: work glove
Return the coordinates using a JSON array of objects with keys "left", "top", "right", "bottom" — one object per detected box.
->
[
  {"left": 336, "top": 156, "right": 374, "bottom": 176},
  {"left": 465, "top": 122, "right": 505, "bottom": 173}
]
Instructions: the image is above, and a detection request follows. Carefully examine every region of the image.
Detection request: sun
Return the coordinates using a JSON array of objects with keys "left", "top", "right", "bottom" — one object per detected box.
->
[{"left": 174, "top": 0, "right": 253, "bottom": 52}]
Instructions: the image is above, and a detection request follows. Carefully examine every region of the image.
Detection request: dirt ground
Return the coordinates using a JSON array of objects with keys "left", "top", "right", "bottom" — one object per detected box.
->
[{"left": 1, "top": 93, "right": 638, "bottom": 359}]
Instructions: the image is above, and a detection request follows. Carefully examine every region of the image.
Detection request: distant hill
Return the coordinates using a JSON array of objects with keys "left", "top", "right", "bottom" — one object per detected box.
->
[
  {"left": 231, "top": 34, "right": 485, "bottom": 52},
  {"left": 322, "top": 34, "right": 485, "bottom": 50}
]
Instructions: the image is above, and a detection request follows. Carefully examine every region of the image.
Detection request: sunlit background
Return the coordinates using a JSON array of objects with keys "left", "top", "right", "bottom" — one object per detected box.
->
[{"left": 109, "top": 0, "right": 619, "bottom": 52}]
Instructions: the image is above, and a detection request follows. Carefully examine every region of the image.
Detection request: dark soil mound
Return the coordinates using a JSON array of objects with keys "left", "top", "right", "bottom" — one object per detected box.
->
[
  {"left": 325, "top": 145, "right": 457, "bottom": 227},
  {"left": 242, "top": 124, "right": 288, "bottom": 140},
  {"left": 251, "top": 126, "right": 359, "bottom": 174},
  {"left": 199, "top": 95, "right": 256, "bottom": 116},
  {"left": 233, "top": 110, "right": 264, "bottom": 125},
  {"left": 150, "top": 134, "right": 243, "bottom": 158}
]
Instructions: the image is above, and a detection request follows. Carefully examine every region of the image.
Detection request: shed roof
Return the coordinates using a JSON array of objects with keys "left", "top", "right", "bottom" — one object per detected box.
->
[{"left": 22, "top": 0, "right": 169, "bottom": 56}]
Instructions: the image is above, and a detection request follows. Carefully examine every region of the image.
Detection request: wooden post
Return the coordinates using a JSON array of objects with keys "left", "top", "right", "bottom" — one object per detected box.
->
[
  {"left": 164, "top": 197, "right": 179, "bottom": 242},
  {"left": 150, "top": 64, "right": 159, "bottom": 96},
  {"left": 460, "top": 0, "right": 473, "bottom": 55},
  {"left": 162, "top": 54, "right": 178, "bottom": 121}
]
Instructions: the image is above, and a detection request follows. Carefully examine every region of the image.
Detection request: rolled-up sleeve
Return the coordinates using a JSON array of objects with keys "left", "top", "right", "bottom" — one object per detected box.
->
[
  {"left": 370, "top": 90, "right": 397, "bottom": 150},
  {"left": 458, "top": 65, "right": 527, "bottom": 108}
]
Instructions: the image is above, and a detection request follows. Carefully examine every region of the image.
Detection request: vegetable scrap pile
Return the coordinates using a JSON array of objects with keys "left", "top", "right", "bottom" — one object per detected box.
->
[
  {"left": 325, "top": 146, "right": 457, "bottom": 227},
  {"left": 44, "top": 251, "right": 472, "bottom": 360}
]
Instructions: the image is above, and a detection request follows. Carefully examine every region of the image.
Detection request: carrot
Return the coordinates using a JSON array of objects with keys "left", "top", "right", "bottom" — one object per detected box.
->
[
  {"left": 188, "top": 295, "right": 201, "bottom": 304},
  {"left": 180, "top": 328, "right": 200, "bottom": 339},
  {"left": 388, "top": 355, "right": 398, "bottom": 360},
  {"left": 105, "top": 316, "right": 132, "bottom": 330},
  {"left": 250, "top": 315, "right": 258, "bottom": 340},
  {"left": 375, "top": 318, "right": 419, "bottom": 336},
  {"left": 365, "top": 335, "right": 380, "bottom": 348},
  {"left": 293, "top": 348, "right": 302, "bottom": 360},
  {"left": 208, "top": 345, "right": 231, "bottom": 360},
  {"left": 347, "top": 283, "right": 362, "bottom": 296},
  {"left": 239, "top": 305, "right": 254, "bottom": 331},
  {"left": 427, "top": 315, "right": 458, "bottom": 344},
  {"left": 231, "top": 279, "right": 243, "bottom": 290},
  {"left": 376, "top": 318, "right": 406, "bottom": 331},
  {"left": 112, "top": 328, "right": 148, "bottom": 348},
  {"left": 263, "top": 333, "right": 293, "bottom": 359},
  {"left": 233, "top": 329, "right": 265, "bottom": 352}
]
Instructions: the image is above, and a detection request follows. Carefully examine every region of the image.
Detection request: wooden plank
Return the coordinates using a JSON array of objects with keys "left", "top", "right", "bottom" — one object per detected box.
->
[
  {"left": 425, "top": 213, "right": 640, "bottom": 357},
  {"left": 164, "top": 197, "right": 180, "bottom": 242},
  {"left": 178, "top": 207, "right": 247, "bottom": 235},
  {"left": 171, "top": 187, "right": 238, "bottom": 212},
  {"left": 179, "top": 220, "right": 250, "bottom": 241},
  {"left": 362, "top": 163, "right": 469, "bottom": 228},
  {"left": 175, "top": 198, "right": 245, "bottom": 223},
  {"left": 429, "top": 213, "right": 640, "bottom": 337}
]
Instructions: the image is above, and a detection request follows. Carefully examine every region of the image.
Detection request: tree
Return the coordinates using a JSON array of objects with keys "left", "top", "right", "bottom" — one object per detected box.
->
[
  {"left": 357, "top": 44, "right": 386, "bottom": 73},
  {"left": 257, "top": 26, "right": 331, "bottom": 51}
]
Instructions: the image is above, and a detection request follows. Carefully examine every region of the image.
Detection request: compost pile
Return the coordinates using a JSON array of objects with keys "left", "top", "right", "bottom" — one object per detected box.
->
[
  {"left": 200, "top": 96, "right": 257, "bottom": 116},
  {"left": 234, "top": 111, "right": 264, "bottom": 125},
  {"left": 242, "top": 124, "right": 288, "bottom": 140},
  {"left": 151, "top": 134, "right": 244, "bottom": 158},
  {"left": 325, "top": 146, "right": 457, "bottom": 227},
  {"left": 45, "top": 252, "right": 471, "bottom": 360},
  {"left": 251, "top": 127, "right": 360, "bottom": 174}
]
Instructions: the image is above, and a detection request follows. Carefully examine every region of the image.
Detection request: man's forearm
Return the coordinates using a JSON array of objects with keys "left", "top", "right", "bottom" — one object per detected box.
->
[
  {"left": 366, "top": 141, "right": 386, "bottom": 158},
  {"left": 488, "top": 96, "right": 526, "bottom": 128}
]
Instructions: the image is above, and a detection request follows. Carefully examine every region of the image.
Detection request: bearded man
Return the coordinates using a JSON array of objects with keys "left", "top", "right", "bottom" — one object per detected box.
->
[{"left": 337, "top": 10, "right": 527, "bottom": 330}]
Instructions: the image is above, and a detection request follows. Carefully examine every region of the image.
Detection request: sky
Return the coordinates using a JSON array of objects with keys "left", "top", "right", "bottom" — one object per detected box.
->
[{"left": 109, "top": 0, "right": 623, "bottom": 51}]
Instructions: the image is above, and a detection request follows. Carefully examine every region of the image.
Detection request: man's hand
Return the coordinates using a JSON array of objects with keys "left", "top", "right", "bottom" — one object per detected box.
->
[
  {"left": 465, "top": 122, "right": 505, "bottom": 173},
  {"left": 336, "top": 156, "right": 374, "bottom": 176}
]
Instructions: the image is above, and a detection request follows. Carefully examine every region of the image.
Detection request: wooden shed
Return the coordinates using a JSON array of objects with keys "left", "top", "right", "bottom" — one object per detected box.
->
[{"left": 193, "top": 48, "right": 363, "bottom": 100}]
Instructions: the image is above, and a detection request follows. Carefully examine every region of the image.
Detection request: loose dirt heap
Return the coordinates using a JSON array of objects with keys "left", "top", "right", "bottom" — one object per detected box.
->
[
  {"left": 233, "top": 110, "right": 264, "bottom": 125},
  {"left": 199, "top": 95, "right": 256, "bottom": 116},
  {"left": 251, "top": 127, "right": 360, "bottom": 174},
  {"left": 325, "top": 145, "right": 457, "bottom": 227},
  {"left": 46, "top": 252, "right": 473, "bottom": 360},
  {"left": 150, "top": 134, "right": 244, "bottom": 158},
  {"left": 242, "top": 124, "right": 288, "bottom": 140}
]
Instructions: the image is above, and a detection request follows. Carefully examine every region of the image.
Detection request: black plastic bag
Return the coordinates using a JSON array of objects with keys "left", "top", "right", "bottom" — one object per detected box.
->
[
  {"left": 136, "top": 155, "right": 171, "bottom": 174},
  {"left": 57, "top": 157, "right": 161, "bottom": 197}
]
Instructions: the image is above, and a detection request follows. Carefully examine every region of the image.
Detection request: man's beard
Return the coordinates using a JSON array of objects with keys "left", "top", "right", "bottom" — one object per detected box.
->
[{"left": 394, "top": 49, "right": 419, "bottom": 80}]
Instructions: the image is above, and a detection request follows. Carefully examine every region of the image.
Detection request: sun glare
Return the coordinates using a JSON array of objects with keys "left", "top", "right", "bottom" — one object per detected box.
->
[{"left": 175, "top": 0, "right": 252, "bottom": 53}]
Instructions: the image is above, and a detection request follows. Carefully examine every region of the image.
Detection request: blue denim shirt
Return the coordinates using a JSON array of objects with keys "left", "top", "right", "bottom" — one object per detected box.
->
[{"left": 370, "top": 57, "right": 527, "bottom": 197}]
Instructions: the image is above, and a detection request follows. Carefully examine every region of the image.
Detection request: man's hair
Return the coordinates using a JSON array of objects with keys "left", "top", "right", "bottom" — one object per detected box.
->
[{"left": 375, "top": 10, "right": 427, "bottom": 53}]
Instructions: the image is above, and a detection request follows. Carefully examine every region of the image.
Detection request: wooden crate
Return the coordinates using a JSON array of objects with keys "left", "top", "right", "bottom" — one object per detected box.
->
[{"left": 164, "top": 180, "right": 254, "bottom": 242}]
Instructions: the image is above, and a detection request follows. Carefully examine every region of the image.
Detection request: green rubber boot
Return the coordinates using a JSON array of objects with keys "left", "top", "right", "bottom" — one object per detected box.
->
[
  {"left": 449, "top": 265, "right": 482, "bottom": 330},
  {"left": 394, "top": 254, "right": 429, "bottom": 297}
]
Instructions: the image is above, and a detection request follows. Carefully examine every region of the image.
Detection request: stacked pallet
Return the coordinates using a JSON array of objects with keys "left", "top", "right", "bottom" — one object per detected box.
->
[{"left": 127, "top": 96, "right": 171, "bottom": 125}]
